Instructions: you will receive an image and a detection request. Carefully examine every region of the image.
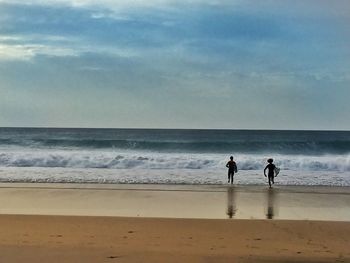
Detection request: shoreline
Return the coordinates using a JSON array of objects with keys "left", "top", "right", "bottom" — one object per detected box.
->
[
  {"left": 1, "top": 166, "right": 349, "bottom": 186},
  {"left": 1, "top": 181, "right": 350, "bottom": 191}
]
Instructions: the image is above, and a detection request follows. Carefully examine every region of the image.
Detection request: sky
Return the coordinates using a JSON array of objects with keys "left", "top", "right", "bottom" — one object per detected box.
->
[{"left": 0, "top": 0, "right": 349, "bottom": 130}]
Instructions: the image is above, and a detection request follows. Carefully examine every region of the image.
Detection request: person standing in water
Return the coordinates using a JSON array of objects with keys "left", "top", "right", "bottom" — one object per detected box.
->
[
  {"left": 264, "top": 158, "right": 276, "bottom": 188},
  {"left": 226, "top": 156, "right": 237, "bottom": 184}
]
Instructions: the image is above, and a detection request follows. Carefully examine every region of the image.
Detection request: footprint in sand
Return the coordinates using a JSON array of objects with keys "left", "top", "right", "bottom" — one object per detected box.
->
[{"left": 107, "top": 256, "right": 120, "bottom": 259}]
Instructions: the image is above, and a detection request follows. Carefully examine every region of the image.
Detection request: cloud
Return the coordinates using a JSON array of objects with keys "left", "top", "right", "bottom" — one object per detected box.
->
[
  {"left": 0, "top": 44, "right": 33, "bottom": 61},
  {"left": 0, "top": 41, "right": 140, "bottom": 61},
  {"left": 0, "top": 32, "right": 80, "bottom": 60},
  {"left": 0, "top": 0, "right": 349, "bottom": 129},
  {"left": 1, "top": 43, "right": 82, "bottom": 61},
  {"left": 0, "top": 0, "right": 240, "bottom": 8}
]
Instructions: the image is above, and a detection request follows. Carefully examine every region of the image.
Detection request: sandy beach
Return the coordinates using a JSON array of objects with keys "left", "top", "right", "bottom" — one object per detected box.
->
[
  {"left": 0, "top": 183, "right": 349, "bottom": 262},
  {"left": 1, "top": 215, "right": 349, "bottom": 263}
]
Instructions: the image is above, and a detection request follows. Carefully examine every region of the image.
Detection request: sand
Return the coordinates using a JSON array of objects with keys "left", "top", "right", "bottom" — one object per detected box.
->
[
  {"left": 0, "top": 183, "right": 349, "bottom": 262},
  {"left": 0, "top": 215, "right": 349, "bottom": 263}
]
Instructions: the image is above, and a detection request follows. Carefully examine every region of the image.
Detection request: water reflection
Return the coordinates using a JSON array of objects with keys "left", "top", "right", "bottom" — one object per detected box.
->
[
  {"left": 226, "top": 186, "right": 237, "bottom": 218},
  {"left": 224, "top": 187, "right": 280, "bottom": 219},
  {"left": 266, "top": 188, "right": 278, "bottom": 219}
]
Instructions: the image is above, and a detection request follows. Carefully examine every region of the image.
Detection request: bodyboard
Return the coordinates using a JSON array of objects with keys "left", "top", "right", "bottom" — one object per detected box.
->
[{"left": 274, "top": 167, "right": 280, "bottom": 176}]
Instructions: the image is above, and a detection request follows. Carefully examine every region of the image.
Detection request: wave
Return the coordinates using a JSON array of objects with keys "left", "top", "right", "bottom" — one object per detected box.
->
[
  {"left": 0, "top": 151, "right": 349, "bottom": 171},
  {"left": 1, "top": 138, "right": 350, "bottom": 154}
]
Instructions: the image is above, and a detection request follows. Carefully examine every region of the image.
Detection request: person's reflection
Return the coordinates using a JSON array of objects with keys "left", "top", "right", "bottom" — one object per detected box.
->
[
  {"left": 227, "top": 186, "right": 237, "bottom": 218},
  {"left": 266, "top": 188, "right": 278, "bottom": 219}
]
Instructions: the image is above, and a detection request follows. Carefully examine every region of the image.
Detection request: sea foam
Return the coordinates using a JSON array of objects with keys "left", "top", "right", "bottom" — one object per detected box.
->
[{"left": 0, "top": 150, "right": 349, "bottom": 172}]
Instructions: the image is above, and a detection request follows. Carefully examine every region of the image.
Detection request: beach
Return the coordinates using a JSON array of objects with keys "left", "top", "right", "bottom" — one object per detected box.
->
[
  {"left": 1, "top": 215, "right": 349, "bottom": 263},
  {"left": 0, "top": 183, "right": 349, "bottom": 262},
  {"left": 2, "top": 0, "right": 350, "bottom": 259}
]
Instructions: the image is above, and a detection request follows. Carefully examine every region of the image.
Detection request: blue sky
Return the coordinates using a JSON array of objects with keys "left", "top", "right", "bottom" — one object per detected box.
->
[{"left": 0, "top": 0, "right": 349, "bottom": 129}]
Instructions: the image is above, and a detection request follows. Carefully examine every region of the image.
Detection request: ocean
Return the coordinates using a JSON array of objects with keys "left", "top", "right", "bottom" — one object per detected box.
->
[{"left": 0, "top": 128, "right": 349, "bottom": 186}]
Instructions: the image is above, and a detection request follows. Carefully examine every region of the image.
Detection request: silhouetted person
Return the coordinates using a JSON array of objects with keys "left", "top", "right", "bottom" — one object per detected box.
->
[
  {"left": 226, "top": 186, "right": 237, "bottom": 218},
  {"left": 226, "top": 156, "right": 237, "bottom": 184},
  {"left": 264, "top": 158, "right": 276, "bottom": 188}
]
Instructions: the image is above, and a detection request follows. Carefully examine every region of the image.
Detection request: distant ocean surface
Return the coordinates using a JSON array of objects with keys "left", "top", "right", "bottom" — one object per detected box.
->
[{"left": 0, "top": 128, "right": 349, "bottom": 186}]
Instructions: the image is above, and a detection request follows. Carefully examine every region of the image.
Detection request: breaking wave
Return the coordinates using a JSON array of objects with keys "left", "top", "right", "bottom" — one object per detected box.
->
[{"left": 0, "top": 151, "right": 349, "bottom": 171}]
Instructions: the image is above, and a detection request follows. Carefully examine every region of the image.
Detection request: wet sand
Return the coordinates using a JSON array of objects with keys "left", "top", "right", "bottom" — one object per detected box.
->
[
  {"left": 0, "top": 183, "right": 349, "bottom": 220},
  {"left": 0, "top": 183, "right": 349, "bottom": 262}
]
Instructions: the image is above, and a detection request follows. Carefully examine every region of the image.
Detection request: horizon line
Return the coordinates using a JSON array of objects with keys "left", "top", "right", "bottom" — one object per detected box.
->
[{"left": 0, "top": 126, "right": 349, "bottom": 132}]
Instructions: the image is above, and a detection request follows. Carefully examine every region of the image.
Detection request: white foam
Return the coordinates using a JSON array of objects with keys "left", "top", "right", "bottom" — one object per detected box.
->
[
  {"left": 0, "top": 167, "right": 349, "bottom": 186},
  {"left": 0, "top": 150, "right": 350, "bottom": 172}
]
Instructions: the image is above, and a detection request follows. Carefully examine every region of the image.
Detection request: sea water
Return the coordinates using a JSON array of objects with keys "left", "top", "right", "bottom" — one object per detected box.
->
[{"left": 0, "top": 128, "right": 349, "bottom": 186}]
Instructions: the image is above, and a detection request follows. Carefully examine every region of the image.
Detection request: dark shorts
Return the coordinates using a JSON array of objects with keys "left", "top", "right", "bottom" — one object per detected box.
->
[{"left": 228, "top": 169, "right": 235, "bottom": 176}]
